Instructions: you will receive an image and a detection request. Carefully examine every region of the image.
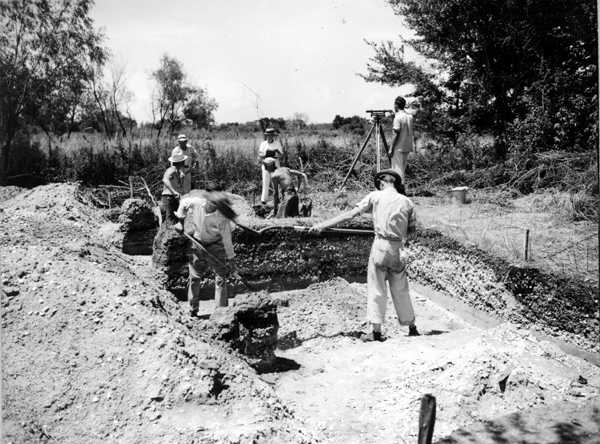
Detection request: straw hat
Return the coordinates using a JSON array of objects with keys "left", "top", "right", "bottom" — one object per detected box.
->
[
  {"left": 169, "top": 147, "right": 188, "bottom": 163},
  {"left": 264, "top": 128, "right": 277, "bottom": 136},
  {"left": 177, "top": 134, "right": 188, "bottom": 142},
  {"left": 374, "top": 169, "right": 404, "bottom": 194}
]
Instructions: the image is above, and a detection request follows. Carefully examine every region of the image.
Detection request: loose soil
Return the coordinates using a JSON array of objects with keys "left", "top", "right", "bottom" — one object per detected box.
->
[{"left": 2, "top": 184, "right": 599, "bottom": 443}]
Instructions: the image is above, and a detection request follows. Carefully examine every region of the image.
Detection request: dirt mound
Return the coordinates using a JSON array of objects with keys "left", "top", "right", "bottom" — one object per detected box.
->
[
  {"left": 118, "top": 198, "right": 156, "bottom": 231},
  {"left": 0, "top": 184, "right": 312, "bottom": 443},
  {"left": 209, "top": 293, "right": 279, "bottom": 370}
]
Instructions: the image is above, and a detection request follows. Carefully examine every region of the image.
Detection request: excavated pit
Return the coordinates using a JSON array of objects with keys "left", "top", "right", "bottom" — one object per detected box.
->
[{"left": 3, "top": 185, "right": 599, "bottom": 443}]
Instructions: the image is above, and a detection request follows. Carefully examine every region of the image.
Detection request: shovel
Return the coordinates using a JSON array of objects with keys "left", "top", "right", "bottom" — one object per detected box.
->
[
  {"left": 182, "top": 232, "right": 266, "bottom": 292},
  {"left": 233, "top": 224, "right": 373, "bottom": 236}
]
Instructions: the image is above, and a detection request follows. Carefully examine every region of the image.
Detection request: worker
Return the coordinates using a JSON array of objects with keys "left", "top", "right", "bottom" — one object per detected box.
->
[
  {"left": 173, "top": 191, "right": 236, "bottom": 316},
  {"left": 258, "top": 127, "right": 283, "bottom": 204},
  {"left": 310, "top": 169, "right": 419, "bottom": 341},
  {"left": 390, "top": 96, "right": 415, "bottom": 183},
  {"left": 161, "top": 147, "right": 187, "bottom": 226},
  {"left": 175, "top": 134, "right": 199, "bottom": 193},
  {"left": 262, "top": 158, "right": 308, "bottom": 218}
]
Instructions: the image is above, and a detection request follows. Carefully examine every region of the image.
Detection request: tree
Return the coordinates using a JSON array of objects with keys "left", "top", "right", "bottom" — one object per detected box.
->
[
  {"left": 83, "top": 62, "right": 136, "bottom": 138},
  {"left": 0, "top": 0, "right": 107, "bottom": 182},
  {"left": 183, "top": 88, "right": 218, "bottom": 129},
  {"left": 151, "top": 54, "right": 217, "bottom": 137},
  {"left": 365, "top": 0, "right": 598, "bottom": 160}
]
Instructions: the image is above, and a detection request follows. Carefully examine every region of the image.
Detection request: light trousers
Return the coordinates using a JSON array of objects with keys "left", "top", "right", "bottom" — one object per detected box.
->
[
  {"left": 260, "top": 165, "right": 271, "bottom": 203},
  {"left": 188, "top": 242, "right": 233, "bottom": 311},
  {"left": 366, "top": 251, "right": 415, "bottom": 326},
  {"left": 391, "top": 151, "right": 410, "bottom": 182}
]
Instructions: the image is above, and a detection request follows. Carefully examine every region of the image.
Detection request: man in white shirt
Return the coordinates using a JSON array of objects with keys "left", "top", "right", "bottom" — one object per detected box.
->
[
  {"left": 174, "top": 192, "right": 235, "bottom": 316},
  {"left": 258, "top": 128, "right": 284, "bottom": 204},
  {"left": 390, "top": 96, "right": 415, "bottom": 182},
  {"left": 175, "top": 134, "right": 200, "bottom": 193},
  {"left": 310, "top": 169, "right": 419, "bottom": 341}
]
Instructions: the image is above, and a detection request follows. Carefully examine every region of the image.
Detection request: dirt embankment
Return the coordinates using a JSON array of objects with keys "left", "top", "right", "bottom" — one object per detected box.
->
[{"left": 0, "top": 184, "right": 312, "bottom": 443}]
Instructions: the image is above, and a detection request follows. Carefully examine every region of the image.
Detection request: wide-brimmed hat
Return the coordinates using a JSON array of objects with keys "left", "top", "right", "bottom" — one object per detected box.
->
[
  {"left": 177, "top": 134, "right": 188, "bottom": 142},
  {"left": 264, "top": 128, "right": 277, "bottom": 136},
  {"left": 169, "top": 147, "right": 188, "bottom": 163},
  {"left": 374, "top": 169, "right": 404, "bottom": 194}
]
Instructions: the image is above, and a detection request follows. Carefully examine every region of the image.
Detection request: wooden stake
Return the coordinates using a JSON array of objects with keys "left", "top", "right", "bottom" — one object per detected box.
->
[
  {"left": 128, "top": 176, "right": 134, "bottom": 199},
  {"left": 418, "top": 394, "right": 436, "bottom": 444},
  {"left": 524, "top": 229, "right": 530, "bottom": 261}
]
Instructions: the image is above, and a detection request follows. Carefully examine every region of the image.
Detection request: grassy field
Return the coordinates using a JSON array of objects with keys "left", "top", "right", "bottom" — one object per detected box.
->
[{"left": 414, "top": 190, "right": 599, "bottom": 284}]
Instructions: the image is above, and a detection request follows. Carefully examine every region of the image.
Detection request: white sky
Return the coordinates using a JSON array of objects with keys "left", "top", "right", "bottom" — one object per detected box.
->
[{"left": 91, "top": 0, "right": 417, "bottom": 124}]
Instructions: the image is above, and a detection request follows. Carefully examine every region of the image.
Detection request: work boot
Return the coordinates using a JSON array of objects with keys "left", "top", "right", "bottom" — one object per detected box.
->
[
  {"left": 361, "top": 331, "right": 385, "bottom": 342},
  {"left": 408, "top": 325, "right": 420, "bottom": 336},
  {"left": 190, "top": 308, "right": 201, "bottom": 318}
]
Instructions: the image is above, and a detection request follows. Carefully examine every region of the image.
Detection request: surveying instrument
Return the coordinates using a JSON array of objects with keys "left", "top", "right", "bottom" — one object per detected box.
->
[{"left": 339, "top": 109, "right": 394, "bottom": 190}]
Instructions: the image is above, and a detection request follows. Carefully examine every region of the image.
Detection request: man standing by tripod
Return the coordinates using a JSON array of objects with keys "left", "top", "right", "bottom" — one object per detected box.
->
[{"left": 390, "top": 96, "right": 415, "bottom": 183}]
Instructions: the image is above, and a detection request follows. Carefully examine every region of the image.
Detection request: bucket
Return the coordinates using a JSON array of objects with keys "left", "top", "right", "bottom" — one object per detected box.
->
[{"left": 451, "top": 186, "right": 469, "bottom": 204}]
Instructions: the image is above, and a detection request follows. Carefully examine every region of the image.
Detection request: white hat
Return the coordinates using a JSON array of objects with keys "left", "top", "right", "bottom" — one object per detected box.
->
[
  {"left": 177, "top": 134, "right": 188, "bottom": 142},
  {"left": 169, "top": 147, "right": 188, "bottom": 163}
]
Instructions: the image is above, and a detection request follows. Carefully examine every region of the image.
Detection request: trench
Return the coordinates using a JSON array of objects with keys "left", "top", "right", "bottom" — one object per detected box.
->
[
  {"left": 151, "top": 221, "right": 375, "bottom": 299},
  {"left": 118, "top": 207, "right": 600, "bottom": 443}
]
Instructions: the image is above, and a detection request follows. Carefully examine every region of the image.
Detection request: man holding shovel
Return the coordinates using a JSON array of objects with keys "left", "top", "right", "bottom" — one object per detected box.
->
[
  {"left": 310, "top": 169, "right": 419, "bottom": 341},
  {"left": 173, "top": 191, "right": 236, "bottom": 316}
]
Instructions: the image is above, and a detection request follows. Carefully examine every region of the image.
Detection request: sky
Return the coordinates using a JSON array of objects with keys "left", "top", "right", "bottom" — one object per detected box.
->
[{"left": 91, "top": 0, "right": 418, "bottom": 124}]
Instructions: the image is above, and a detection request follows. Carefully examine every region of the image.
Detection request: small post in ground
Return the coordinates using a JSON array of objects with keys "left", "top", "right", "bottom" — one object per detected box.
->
[
  {"left": 523, "top": 228, "right": 530, "bottom": 261},
  {"left": 418, "top": 394, "right": 436, "bottom": 444}
]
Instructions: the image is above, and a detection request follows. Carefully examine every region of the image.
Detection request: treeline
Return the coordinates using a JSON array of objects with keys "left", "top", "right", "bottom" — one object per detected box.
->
[
  {"left": 364, "top": 0, "right": 598, "bottom": 167},
  {"left": 0, "top": 0, "right": 218, "bottom": 183}
]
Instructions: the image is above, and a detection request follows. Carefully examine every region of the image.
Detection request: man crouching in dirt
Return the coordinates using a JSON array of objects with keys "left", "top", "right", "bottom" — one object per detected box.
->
[
  {"left": 173, "top": 192, "right": 236, "bottom": 316},
  {"left": 310, "top": 169, "right": 419, "bottom": 341},
  {"left": 262, "top": 157, "right": 308, "bottom": 218}
]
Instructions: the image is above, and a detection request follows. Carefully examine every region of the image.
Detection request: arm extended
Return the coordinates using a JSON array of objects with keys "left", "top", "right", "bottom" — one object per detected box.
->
[
  {"left": 311, "top": 206, "right": 363, "bottom": 232},
  {"left": 162, "top": 169, "right": 180, "bottom": 197},
  {"left": 289, "top": 169, "right": 308, "bottom": 192}
]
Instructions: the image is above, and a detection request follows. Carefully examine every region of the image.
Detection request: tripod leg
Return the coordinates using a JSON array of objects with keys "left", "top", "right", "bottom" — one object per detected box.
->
[
  {"left": 380, "top": 127, "right": 391, "bottom": 163},
  {"left": 339, "top": 123, "right": 375, "bottom": 190}
]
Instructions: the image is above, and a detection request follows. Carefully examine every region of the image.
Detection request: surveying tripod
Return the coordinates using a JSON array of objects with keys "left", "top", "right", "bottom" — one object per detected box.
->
[{"left": 339, "top": 109, "right": 394, "bottom": 190}]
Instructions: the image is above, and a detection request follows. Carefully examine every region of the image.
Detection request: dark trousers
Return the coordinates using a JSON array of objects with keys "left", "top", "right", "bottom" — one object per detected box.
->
[{"left": 161, "top": 195, "right": 179, "bottom": 226}]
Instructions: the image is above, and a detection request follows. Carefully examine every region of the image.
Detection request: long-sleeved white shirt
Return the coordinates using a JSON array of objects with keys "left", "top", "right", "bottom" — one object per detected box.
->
[{"left": 174, "top": 196, "right": 234, "bottom": 259}]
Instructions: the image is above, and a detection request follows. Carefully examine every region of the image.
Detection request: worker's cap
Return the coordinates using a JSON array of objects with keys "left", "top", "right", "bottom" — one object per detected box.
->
[
  {"left": 177, "top": 134, "right": 188, "bottom": 142},
  {"left": 168, "top": 147, "right": 188, "bottom": 163},
  {"left": 374, "top": 169, "right": 404, "bottom": 194},
  {"left": 264, "top": 128, "right": 278, "bottom": 136},
  {"left": 205, "top": 191, "right": 237, "bottom": 220}
]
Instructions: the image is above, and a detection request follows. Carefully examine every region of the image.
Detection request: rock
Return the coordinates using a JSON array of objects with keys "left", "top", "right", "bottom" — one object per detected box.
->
[{"left": 209, "top": 293, "right": 279, "bottom": 368}]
